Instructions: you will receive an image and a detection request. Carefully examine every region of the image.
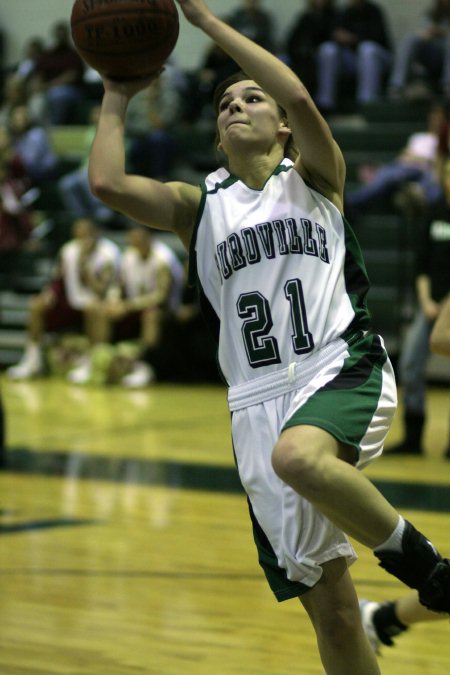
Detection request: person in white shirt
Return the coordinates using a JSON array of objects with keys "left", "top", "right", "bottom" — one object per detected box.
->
[
  {"left": 345, "top": 102, "right": 446, "bottom": 213},
  {"left": 77, "top": 224, "right": 184, "bottom": 387},
  {"left": 7, "top": 217, "right": 121, "bottom": 380}
]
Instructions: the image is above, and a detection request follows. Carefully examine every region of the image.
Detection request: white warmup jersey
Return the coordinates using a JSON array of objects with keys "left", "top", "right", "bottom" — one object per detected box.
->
[
  {"left": 191, "top": 159, "right": 370, "bottom": 388},
  {"left": 61, "top": 237, "right": 121, "bottom": 310},
  {"left": 153, "top": 240, "right": 184, "bottom": 311},
  {"left": 120, "top": 240, "right": 184, "bottom": 312}
]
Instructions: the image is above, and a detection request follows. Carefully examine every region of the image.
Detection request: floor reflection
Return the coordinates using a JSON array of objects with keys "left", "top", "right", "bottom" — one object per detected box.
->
[{"left": 1, "top": 446, "right": 450, "bottom": 512}]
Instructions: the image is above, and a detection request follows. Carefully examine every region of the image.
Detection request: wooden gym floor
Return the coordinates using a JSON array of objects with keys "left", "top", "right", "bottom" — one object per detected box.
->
[{"left": 0, "top": 376, "right": 449, "bottom": 675}]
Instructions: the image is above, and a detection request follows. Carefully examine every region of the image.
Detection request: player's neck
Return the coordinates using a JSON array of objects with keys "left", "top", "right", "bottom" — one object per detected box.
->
[{"left": 228, "top": 151, "right": 283, "bottom": 190}]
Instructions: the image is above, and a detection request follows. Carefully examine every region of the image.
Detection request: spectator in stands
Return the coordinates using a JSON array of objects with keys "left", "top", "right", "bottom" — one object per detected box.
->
[
  {"left": 28, "top": 21, "right": 86, "bottom": 125},
  {"left": 225, "top": 0, "right": 275, "bottom": 53},
  {"left": 0, "top": 73, "right": 48, "bottom": 129},
  {"left": 13, "top": 37, "right": 50, "bottom": 126},
  {"left": 68, "top": 224, "right": 184, "bottom": 387},
  {"left": 285, "top": 0, "right": 337, "bottom": 94},
  {"left": 14, "top": 37, "right": 45, "bottom": 82},
  {"left": 315, "top": 0, "right": 392, "bottom": 113},
  {"left": 388, "top": 1, "right": 450, "bottom": 100},
  {"left": 6, "top": 217, "right": 121, "bottom": 381},
  {"left": 345, "top": 102, "right": 447, "bottom": 214},
  {"left": 159, "top": 272, "right": 219, "bottom": 383},
  {"left": 8, "top": 104, "right": 60, "bottom": 185},
  {"left": 183, "top": 43, "right": 237, "bottom": 124},
  {"left": 0, "top": 76, "right": 27, "bottom": 128},
  {"left": 58, "top": 105, "right": 116, "bottom": 224},
  {"left": 387, "top": 153, "right": 450, "bottom": 458},
  {"left": 0, "top": 127, "right": 34, "bottom": 289},
  {"left": 126, "top": 70, "right": 182, "bottom": 180}
]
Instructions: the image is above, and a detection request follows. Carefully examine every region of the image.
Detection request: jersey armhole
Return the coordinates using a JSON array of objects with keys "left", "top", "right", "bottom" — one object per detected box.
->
[{"left": 188, "top": 181, "right": 208, "bottom": 287}]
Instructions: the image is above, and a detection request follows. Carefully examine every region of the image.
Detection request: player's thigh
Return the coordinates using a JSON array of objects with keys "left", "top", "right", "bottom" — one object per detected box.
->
[{"left": 274, "top": 424, "right": 357, "bottom": 470}]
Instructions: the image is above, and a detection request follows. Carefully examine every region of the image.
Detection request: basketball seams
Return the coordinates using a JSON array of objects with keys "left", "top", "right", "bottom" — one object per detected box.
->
[
  {"left": 71, "top": 9, "right": 176, "bottom": 28},
  {"left": 78, "top": 38, "right": 175, "bottom": 56}
]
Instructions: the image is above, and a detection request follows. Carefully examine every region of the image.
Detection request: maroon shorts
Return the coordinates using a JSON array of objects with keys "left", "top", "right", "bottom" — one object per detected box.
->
[
  {"left": 113, "top": 310, "right": 143, "bottom": 341},
  {"left": 45, "top": 278, "right": 84, "bottom": 333}
]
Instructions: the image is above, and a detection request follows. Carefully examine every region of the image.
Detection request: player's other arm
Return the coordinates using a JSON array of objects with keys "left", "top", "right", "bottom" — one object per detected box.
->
[
  {"left": 176, "top": 0, "right": 345, "bottom": 209},
  {"left": 430, "top": 293, "right": 450, "bottom": 358},
  {"left": 89, "top": 79, "right": 200, "bottom": 250}
]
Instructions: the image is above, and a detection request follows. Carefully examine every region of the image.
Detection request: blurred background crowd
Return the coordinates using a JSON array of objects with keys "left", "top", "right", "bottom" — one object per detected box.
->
[{"left": 0, "top": 1, "right": 448, "bottom": 459}]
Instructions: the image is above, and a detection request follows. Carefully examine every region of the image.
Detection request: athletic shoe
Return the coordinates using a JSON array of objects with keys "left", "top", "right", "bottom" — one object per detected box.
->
[
  {"left": 6, "top": 349, "right": 44, "bottom": 380},
  {"left": 359, "top": 600, "right": 382, "bottom": 654},
  {"left": 66, "top": 357, "right": 92, "bottom": 385},
  {"left": 386, "top": 441, "right": 423, "bottom": 455},
  {"left": 121, "top": 361, "right": 155, "bottom": 389},
  {"left": 419, "top": 559, "right": 450, "bottom": 612}
]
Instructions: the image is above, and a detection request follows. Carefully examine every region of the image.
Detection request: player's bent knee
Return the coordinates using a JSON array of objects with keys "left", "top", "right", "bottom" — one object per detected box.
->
[{"left": 271, "top": 439, "right": 320, "bottom": 488}]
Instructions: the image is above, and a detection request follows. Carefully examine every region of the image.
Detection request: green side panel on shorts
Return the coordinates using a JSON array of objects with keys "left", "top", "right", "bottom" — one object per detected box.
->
[
  {"left": 247, "top": 497, "right": 311, "bottom": 602},
  {"left": 283, "top": 333, "right": 387, "bottom": 451}
]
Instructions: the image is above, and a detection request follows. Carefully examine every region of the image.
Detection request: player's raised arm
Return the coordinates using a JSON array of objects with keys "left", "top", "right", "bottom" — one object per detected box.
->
[
  {"left": 175, "top": 0, "right": 345, "bottom": 209},
  {"left": 88, "top": 76, "right": 200, "bottom": 250}
]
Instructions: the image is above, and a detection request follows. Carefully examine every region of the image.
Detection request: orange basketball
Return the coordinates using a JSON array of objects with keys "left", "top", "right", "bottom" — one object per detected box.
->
[{"left": 70, "top": 0, "right": 179, "bottom": 80}]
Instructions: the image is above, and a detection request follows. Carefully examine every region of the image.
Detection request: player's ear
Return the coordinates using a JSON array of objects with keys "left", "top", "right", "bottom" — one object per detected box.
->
[
  {"left": 279, "top": 117, "right": 291, "bottom": 131},
  {"left": 278, "top": 120, "right": 292, "bottom": 141}
]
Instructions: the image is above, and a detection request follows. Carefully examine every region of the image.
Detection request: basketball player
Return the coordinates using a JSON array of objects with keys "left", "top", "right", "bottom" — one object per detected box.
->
[{"left": 88, "top": 1, "right": 450, "bottom": 672}]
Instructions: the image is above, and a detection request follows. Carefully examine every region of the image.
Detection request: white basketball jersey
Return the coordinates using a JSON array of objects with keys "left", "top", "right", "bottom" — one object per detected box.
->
[
  {"left": 120, "top": 239, "right": 183, "bottom": 312},
  {"left": 62, "top": 237, "right": 121, "bottom": 310},
  {"left": 190, "top": 159, "right": 370, "bottom": 388}
]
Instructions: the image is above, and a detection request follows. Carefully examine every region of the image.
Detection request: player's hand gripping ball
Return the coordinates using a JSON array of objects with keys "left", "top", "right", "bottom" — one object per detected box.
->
[{"left": 70, "top": 0, "right": 179, "bottom": 80}]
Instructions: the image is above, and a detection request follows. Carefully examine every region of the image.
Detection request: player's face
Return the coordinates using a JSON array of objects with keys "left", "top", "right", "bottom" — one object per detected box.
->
[
  {"left": 73, "top": 218, "right": 97, "bottom": 251},
  {"left": 127, "top": 228, "right": 151, "bottom": 255},
  {"left": 216, "top": 80, "right": 283, "bottom": 155}
]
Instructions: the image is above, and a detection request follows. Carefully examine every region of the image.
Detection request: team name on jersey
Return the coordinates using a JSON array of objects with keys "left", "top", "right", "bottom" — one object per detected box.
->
[{"left": 216, "top": 216, "right": 330, "bottom": 281}]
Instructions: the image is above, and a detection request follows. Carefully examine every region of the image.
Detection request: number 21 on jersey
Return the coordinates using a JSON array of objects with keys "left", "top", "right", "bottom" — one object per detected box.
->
[{"left": 237, "top": 278, "right": 314, "bottom": 368}]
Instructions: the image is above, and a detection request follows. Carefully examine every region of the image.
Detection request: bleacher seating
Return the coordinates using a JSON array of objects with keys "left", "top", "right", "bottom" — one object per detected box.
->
[{"left": 0, "top": 99, "right": 447, "bottom": 380}]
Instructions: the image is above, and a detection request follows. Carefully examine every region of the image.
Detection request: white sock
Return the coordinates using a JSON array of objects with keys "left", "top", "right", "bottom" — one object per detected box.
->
[
  {"left": 23, "top": 341, "right": 42, "bottom": 364},
  {"left": 374, "top": 516, "right": 406, "bottom": 554}
]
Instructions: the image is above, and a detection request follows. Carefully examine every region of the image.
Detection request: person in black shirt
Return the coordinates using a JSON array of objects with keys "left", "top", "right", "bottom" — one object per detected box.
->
[
  {"left": 286, "top": 0, "right": 338, "bottom": 93},
  {"left": 226, "top": 0, "right": 275, "bottom": 53},
  {"left": 315, "top": 0, "right": 392, "bottom": 112},
  {"left": 388, "top": 153, "right": 450, "bottom": 457}
]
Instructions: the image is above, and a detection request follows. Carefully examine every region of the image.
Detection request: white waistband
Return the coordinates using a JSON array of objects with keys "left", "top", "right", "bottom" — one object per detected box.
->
[{"left": 227, "top": 338, "right": 348, "bottom": 411}]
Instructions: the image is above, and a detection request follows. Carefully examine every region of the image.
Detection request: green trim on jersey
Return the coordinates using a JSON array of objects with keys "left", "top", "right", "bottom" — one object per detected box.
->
[
  {"left": 227, "top": 160, "right": 292, "bottom": 192},
  {"left": 188, "top": 161, "right": 311, "bottom": 287},
  {"left": 341, "top": 214, "right": 372, "bottom": 334},
  {"left": 188, "top": 180, "right": 208, "bottom": 288}
]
